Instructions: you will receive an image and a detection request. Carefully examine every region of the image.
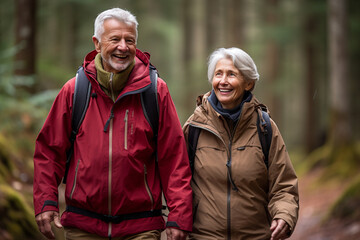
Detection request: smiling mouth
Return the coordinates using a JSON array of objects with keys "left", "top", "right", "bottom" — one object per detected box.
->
[
  {"left": 113, "top": 54, "right": 128, "bottom": 60},
  {"left": 219, "top": 89, "right": 232, "bottom": 93}
]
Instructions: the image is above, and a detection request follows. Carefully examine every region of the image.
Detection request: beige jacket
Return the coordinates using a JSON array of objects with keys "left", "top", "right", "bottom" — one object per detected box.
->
[{"left": 183, "top": 92, "right": 299, "bottom": 240}]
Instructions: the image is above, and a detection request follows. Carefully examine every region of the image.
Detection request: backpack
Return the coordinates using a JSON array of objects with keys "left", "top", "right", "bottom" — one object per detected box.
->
[
  {"left": 187, "top": 109, "right": 272, "bottom": 174},
  {"left": 63, "top": 65, "right": 158, "bottom": 184}
]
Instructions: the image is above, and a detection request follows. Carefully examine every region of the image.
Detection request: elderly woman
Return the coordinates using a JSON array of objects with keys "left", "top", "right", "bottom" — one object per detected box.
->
[{"left": 183, "top": 47, "right": 299, "bottom": 240}]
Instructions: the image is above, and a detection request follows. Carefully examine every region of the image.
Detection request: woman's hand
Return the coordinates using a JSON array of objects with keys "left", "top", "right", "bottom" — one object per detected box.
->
[{"left": 270, "top": 218, "right": 290, "bottom": 240}]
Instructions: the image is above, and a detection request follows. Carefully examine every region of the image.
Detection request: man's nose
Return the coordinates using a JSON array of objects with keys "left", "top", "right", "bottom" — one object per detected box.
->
[{"left": 117, "top": 39, "right": 128, "bottom": 51}]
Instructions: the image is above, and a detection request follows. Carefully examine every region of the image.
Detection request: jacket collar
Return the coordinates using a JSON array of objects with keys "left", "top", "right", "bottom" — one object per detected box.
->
[
  {"left": 208, "top": 90, "right": 252, "bottom": 122},
  {"left": 191, "top": 91, "right": 263, "bottom": 139},
  {"left": 82, "top": 49, "right": 153, "bottom": 100}
]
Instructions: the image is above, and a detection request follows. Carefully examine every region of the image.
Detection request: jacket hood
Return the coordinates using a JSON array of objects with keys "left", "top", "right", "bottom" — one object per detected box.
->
[{"left": 81, "top": 49, "right": 153, "bottom": 99}]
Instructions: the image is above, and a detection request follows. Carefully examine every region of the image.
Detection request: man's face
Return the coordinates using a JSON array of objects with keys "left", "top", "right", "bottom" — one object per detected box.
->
[{"left": 93, "top": 18, "right": 137, "bottom": 73}]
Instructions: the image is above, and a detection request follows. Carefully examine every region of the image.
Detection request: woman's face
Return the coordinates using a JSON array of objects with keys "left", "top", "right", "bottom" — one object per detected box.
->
[{"left": 212, "top": 58, "right": 254, "bottom": 109}]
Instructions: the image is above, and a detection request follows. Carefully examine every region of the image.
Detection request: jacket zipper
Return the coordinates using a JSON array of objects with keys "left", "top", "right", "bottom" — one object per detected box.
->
[
  {"left": 109, "top": 73, "right": 115, "bottom": 102},
  {"left": 108, "top": 117, "right": 113, "bottom": 237},
  {"left": 69, "top": 159, "right": 80, "bottom": 199},
  {"left": 124, "top": 110, "right": 129, "bottom": 150},
  {"left": 100, "top": 73, "right": 153, "bottom": 236},
  {"left": 227, "top": 177, "right": 231, "bottom": 240},
  {"left": 143, "top": 164, "right": 154, "bottom": 210},
  {"left": 226, "top": 120, "right": 241, "bottom": 240},
  {"left": 227, "top": 135, "right": 236, "bottom": 240},
  {"left": 227, "top": 139, "right": 238, "bottom": 191},
  {"left": 189, "top": 122, "right": 239, "bottom": 240}
]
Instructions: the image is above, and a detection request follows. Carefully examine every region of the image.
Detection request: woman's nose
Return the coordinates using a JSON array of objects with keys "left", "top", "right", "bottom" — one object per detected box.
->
[{"left": 219, "top": 76, "right": 228, "bottom": 85}]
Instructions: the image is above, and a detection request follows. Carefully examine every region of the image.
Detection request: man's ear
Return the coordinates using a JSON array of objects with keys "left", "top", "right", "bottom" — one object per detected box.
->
[{"left": 92, "top": 36, "right": 101, "bottom": 53}]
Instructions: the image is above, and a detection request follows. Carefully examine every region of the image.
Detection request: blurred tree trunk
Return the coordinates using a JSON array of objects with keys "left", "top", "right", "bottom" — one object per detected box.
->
[
  {"left": 328, "top": 0, "right": 351, "bottom": 145},
  {"left": 182, "top": 0, "right": 207, "bottom": 118},
  {"left": 43, "top": 1, "right": 60, "bottom": 57},
  {"left": 14, "top": 0, "right": 36, "bottom": 76},
  {"left": 182, "top": 0, "right": 195, "bottom": 115},
  {"left": 303, "top": 4, "right": 319, "bottom": 153},
  {"left": 227, "top": 0, "right": 245, "bottom": 48},
  {"left": 265, "top": 0, "right": 281, "bottom": 124},
  {"left": 61, "top": 2, "right": 78, "bottom": 69},
  {"left": 206, "top": 0, "right": 245, "bottom": 50},
  {"left": 205, "top": 0, "right": 220, "bottom": 51}
]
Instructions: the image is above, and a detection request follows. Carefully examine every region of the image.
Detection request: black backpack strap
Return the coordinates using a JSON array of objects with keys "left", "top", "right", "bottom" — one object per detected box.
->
[
  {"left": 141, "top": 65, "right": 159, "bottom": 141},
  {"left": 63, "top": 66, "right": 91, "bottom": 183},
  {"left": 188, "top": 125, "right": 201, "bottom": 175},
  {"left": 66, "top": 205, "right": 162, "bottom": 223},
  {"left": 257, "top": 110, "right": 272, "bottom": 169}
]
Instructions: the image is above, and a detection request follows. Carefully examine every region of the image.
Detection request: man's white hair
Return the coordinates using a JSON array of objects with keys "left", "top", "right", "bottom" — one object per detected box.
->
[{"left": 94, "top": 8, "right": 138, "bottom": 42}]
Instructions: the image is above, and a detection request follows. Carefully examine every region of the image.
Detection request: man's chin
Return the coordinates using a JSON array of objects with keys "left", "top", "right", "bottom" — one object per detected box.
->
[{"left": 110, "top": 62, "right": 130, "bottom": 72}]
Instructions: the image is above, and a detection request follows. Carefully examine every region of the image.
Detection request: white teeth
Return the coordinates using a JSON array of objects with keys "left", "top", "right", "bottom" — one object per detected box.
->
[
  {"left": 114, "top": 55, "right": 127, "bottom": 58},
  {"left": 219, "top": 89, "right": 231, "bottom": 92}
]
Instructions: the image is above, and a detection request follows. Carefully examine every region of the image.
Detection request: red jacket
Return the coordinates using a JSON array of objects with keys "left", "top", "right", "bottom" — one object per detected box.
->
[{"left": 33, "top": 49, "right": 193, "bottom": 237}]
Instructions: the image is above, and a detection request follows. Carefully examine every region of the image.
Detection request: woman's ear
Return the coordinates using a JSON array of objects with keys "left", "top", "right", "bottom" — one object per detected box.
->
[{"left": 245, "top": 81, "right": 255, "bottom": 91}]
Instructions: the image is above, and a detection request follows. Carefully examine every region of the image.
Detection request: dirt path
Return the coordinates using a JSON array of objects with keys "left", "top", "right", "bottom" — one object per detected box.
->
[{"left": 290, "top": 169, "right": 360, "bottom": 240}]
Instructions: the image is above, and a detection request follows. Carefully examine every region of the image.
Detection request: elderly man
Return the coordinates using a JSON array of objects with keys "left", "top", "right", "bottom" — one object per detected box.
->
[{"left": 33, "top": 8, "right": 192, "bottom": 240}]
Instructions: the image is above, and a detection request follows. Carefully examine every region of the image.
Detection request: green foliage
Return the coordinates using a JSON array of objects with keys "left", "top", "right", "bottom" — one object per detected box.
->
[
  {"left": 0, "top": 185, "right": 44, "bottom": 240},
  {"left": 288, "top": 149, "right": 308, "bottom": 177},
  {"left": 329, "top": 175, "right": 360, "bottom": 221},
  {"left": 304, "top": 142, "right": 360, "bottom": 180},
  {"left": 0, "top": 86, "right": 57, "bottom": 150},
  {"left": 0, "top": 134, "right": 15, "bottom": 183},
  {"left": 0, "top": 46, "right": 58, "bottom": 139},
  {"left": 303, "top": 141, "right": 360, "bottom": 225},
  {"left": 0, "top": 47, "right": 58, "bottom": 238},
  {"left": 37, "top": 58, "right": 74, "bottom": 88}
]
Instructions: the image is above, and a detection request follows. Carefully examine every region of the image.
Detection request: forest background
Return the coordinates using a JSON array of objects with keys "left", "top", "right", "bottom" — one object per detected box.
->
[{"left": 0, "top": 0, "right": 359, "bottom": 239}]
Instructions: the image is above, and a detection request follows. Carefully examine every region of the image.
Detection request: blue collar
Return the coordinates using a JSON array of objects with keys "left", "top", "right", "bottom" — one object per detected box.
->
[{"left": 208, "top": 90, "right": 252, "bottom": 122}]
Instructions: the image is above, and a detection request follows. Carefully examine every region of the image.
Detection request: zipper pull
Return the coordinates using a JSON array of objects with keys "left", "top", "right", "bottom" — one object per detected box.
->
[
  {"left": 144, "top": 164, "right": 147, "bottom": 174},
  {"left": 104, "top": 110, "right": 114, "bottom": 132},
  {"left": 109, "top": 73, "right": 115, "bottom": 102},
  {"left": 124, "top": 109, "right": 129, "bottom": 121}
]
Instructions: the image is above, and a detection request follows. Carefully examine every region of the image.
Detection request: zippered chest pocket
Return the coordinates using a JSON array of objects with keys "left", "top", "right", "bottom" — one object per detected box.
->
[
  {"left": 231, "top": 145, "right": 268, "bottom": 186},
  {"left": 124, "top": 109, "right": 130, "bottom": 150},
  {"left": 123, "top": 109, "right": 137, "bottom": 150},
  {"left": 121, "top": 108, "right": 155, "bottom": 155}
]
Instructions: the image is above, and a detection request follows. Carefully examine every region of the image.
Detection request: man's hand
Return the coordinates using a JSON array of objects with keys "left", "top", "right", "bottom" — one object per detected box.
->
[
  {"left": 35, "top": 211, "right": 63, "bottom": 239},
  {"left": 270, "top": 218, "right": 290, "bottom": 240},
  {"left": 165, "top": 228, "right": 187, "bottom": 240}
]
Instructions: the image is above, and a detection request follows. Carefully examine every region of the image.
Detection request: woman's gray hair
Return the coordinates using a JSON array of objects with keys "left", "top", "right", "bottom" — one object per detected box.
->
[
  {"left": 207, "top": 48, "right": 260, "bottom": 91},
  {"left": 94, "top": 8, "right": 138, "bottom": 42}
]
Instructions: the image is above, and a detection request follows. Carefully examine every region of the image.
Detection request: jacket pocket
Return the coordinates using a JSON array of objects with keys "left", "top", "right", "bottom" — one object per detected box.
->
[
  {"left": 69, "top": 159, "right": 81, "bottom": 200},
  {"left": 144, "top": 164, "right": 154, "bottom": 210}
]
